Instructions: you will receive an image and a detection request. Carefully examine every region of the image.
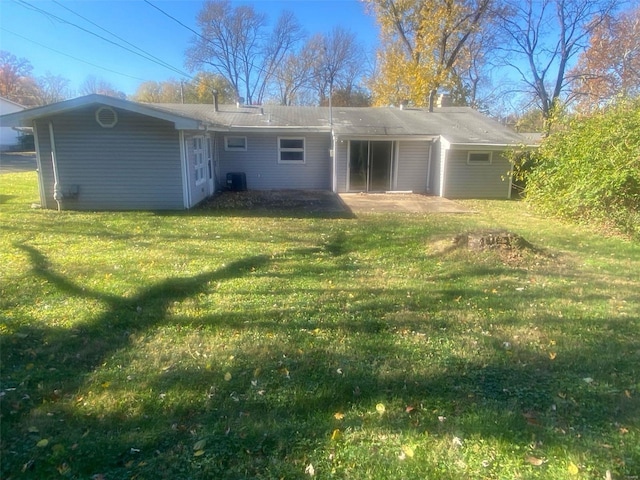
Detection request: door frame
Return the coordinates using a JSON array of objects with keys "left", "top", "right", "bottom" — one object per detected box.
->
[{"left": 346, "top": 139, "right": 396, "bottom": 192}]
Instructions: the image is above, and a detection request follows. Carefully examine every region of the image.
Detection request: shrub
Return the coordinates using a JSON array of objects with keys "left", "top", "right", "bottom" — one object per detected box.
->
[{"left": 525, "top": 98, "right": 640, "bottom": 238}]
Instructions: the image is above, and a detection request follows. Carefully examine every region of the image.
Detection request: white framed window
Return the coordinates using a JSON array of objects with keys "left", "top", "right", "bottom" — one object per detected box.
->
[
  {"left": 467, "top": 151, "right": 492, "bottom": 165},
  {"left": 193, "top": 136, "right": 206, "bottom": 185},
  {"left": 278, "top": 137, "right": 305, "bottom": 164},
  {"left": 224, "top": 136, "right": 247, "bottom": 151}
]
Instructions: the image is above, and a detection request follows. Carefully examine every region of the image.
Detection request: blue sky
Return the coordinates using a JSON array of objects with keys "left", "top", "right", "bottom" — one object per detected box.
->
[{"left": 0, "top": 0, "right": 379, "bottom": 96}]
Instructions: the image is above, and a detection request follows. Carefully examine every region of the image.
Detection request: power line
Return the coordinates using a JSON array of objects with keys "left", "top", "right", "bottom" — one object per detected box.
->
[
  {"left": 0, "top": 27, "right": 148, "bottom": 81},
  {"left": 50, "top": 0, "right": 193, "bottom": 80},
  {"left": 13, "top": 0, "right": 192, "bottom": 80}
]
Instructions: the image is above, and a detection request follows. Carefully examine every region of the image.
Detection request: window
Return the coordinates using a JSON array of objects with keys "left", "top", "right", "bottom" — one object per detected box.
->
[
  {"left": 467, "top": 151, "right": 492, "bottom": 165},
  {"left": 224, "top": 136, "right": 247, "bottom": 151},
  {"left": 193, "top": 136, "right": 206, "bottom": 185},
  {"left": 278, "top": 137, "right": 305, "bottom": 164}
]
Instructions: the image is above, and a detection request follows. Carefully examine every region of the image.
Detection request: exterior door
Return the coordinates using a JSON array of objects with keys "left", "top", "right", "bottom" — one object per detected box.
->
[{"left": 348, "top": 140, "right": 393, "bottom": 192}]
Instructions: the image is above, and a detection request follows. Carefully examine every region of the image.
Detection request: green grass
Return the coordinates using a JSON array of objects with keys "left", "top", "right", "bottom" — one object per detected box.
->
[{"left": 1, "top": 172, "right": 639, "bottom": 479}]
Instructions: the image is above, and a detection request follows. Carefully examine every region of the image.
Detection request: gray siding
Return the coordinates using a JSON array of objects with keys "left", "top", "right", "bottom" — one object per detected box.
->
[
  {"left": 395, "top": 141, "right": 430, "bottom": 192},
  {"left": 335, "top": 140, "right": 348, "bottom": 193},
  {"left": 443, "top": 149, "right": 512, "bottom": 199},
  {"left": 217, "top": 132, "right": 331, "bottom": 190},
  {"left": 35, "top": 106, "right": 183, "bottom": 210}
]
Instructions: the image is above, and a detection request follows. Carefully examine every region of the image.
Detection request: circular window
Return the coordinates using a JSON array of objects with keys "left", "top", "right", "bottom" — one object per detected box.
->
[{"left": 95, "top": 106, "right": 118, "bottom": 128}]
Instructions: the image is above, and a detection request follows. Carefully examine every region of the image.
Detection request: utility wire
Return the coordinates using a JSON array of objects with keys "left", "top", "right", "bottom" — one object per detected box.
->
[
  {"left": 0, "top": 27, "right": 147, "bottom": 81},
  {"left": 13, "top": 0, "right": 192, "bottom": 79},
  {"left": 50, "top": 0, "right": 193, "bottom": 80}
]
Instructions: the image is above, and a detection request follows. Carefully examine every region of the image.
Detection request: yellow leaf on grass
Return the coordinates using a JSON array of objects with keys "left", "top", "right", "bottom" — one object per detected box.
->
[
  {"left": 376, "top": 403, "right": 386, "bottom": 414},
  {"left": 193, "top": 450, "right": 205, "bottom": 457},
  {"left": 36, "top": 438, "right": 49, "bottom": 448},
  {"left": 401, "top": 445, "right": 415, "bottom": 458},
  {"left": 224, "top": 372, "right": 232, "bottom": 381},
  {"left": 568, "top": 462, "right": 579, "bottom": 475},
  {"left": 333, "top": 412, "right": 345, "bottom": 420},
  {"left": 549, "top": 352, "right": 557, "bottom": 360},
  {"left": 331, "top": 429, "right": 341, "bottom": 441},
  {"left": 193, "top": 439, "right": 207, "bottom": 451}
]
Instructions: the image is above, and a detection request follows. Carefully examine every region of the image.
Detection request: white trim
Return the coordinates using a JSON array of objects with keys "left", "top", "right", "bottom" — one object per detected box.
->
[
  {"left": 393, "top": 141, "right": 400, "bottom": 190},
  {"left": 48, "top": 122, "right": 61, "bottom": 210},
  {"left": 467, "top": 151, "right": 493, "bottom": 165},
  {"left": 32, "top": 122, "right": 47, "bottom": 208},
  {"left": 439, "top": 137, "right": 450, "bottom": 198},
  {"left": 331, "top": 133, "right": 338, "bottom": 192},
  {"left": 179, "top": 131, "right": 190, "bottom": 209},
  {"left": 507, "top": 159, "right": 514, "bottom": 200},
  {"left": 277, "top": 136, "right": 305, "bottom": 164},
  {"left": 224, "top": 135, "right": 247, "bottom": 151}
]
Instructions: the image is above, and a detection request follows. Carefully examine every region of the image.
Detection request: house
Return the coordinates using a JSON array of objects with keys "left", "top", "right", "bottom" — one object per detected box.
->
[
  {"left": 0, "top": 94, "right": 531, "bottom": 210},
  {"left": 0, "top": 97, "right": 26, "bottom": 151}
]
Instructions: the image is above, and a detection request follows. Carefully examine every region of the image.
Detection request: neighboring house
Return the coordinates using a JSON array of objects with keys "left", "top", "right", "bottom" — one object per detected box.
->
[
  {"left": 0, "top": 97, "right": 26, "bottom": 151},
  {"left": 0, "top": 94, "right": 532, "bottom": 210}
]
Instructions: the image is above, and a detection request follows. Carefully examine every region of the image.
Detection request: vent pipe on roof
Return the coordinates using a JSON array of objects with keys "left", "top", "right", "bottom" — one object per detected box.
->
[{"left": 212, "top": 89, "right": 219, "bottom": 112}]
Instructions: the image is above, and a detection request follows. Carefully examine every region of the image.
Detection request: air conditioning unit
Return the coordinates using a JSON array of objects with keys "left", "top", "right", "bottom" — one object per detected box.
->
[{"left": 226, "top": 172, "right": 247, "bottom": 191}]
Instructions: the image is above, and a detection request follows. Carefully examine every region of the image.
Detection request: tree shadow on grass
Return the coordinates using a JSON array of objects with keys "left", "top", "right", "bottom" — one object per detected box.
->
[{"left": 2, "top": 243, "right": 639, "bottom": 479}]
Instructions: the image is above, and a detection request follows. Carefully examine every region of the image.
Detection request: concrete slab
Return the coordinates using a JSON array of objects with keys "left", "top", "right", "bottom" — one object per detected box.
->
[{"left": 339, "top": 193, "right": 474, "bottom": 214}]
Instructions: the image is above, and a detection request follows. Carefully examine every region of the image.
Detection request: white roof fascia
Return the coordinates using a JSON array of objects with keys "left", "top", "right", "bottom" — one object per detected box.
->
[{"left": 333, "top": 134, "right": 438, "bottom": 142}]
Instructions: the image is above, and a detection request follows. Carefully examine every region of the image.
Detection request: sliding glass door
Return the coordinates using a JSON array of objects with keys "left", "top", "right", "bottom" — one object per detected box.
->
[{"left": 348, "top": 140, "right": 393, "bottom": 192}]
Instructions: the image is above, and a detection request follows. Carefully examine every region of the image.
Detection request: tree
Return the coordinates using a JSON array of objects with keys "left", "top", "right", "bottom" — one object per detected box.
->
[
  {"left": 79, "top": 75, "right": 126, "bottom": 99},
  {"left": 132, "top": 74, "right": 234, "bottom": 104},
  {"left": 495, "top": 0, "right": 617, "bottom": 128},
  {"left": 273, "top": 50, "right": 316, "bottom": 105},
  {"left": 570, "top": 6, "right": 640, "bottom": 112},
  {"left": 364, "top": 0, "right": 493, "bottom": 110},
  {"left": 0, "top": 50, "right": 34, "bottom": 103},
  {"left": 307, "top": 28, "right": 365, "bottom": 106},
  {"left": 34, "top": 73, "right": 71, "bottom": 105},
  {"left": 186, "top": 0, "right": 303, "bottom": 105}
]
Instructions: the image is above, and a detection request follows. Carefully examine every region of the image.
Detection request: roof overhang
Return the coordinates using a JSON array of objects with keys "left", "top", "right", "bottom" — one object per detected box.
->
[
  {"left": 0, "top": 94, "right": 202, "bottom": 130},
  {"left": 446, "top": 142, "right": 539, "bottom": 150},
  {"left": 332, "top": 133, "right": 438, "bottom": 142}
]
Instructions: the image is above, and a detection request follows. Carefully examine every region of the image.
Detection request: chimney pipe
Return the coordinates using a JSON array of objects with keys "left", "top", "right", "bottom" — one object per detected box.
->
[{"left": 212, "top": 89, "right": 219, "bottom": 112}]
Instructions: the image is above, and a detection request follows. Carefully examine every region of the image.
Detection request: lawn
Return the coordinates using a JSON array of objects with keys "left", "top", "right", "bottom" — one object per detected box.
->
[{"left": 1, "top": 172, "right": 639, "bottom": 479}]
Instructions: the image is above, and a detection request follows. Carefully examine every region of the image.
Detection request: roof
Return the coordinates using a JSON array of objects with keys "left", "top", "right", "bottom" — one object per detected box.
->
[{"left": 0, "top": 94, "right": 531, "bottom": 146}]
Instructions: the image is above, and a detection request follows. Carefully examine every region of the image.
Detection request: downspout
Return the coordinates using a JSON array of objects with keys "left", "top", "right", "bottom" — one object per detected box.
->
[
  {"left": 48, "top": 122, "right": 62, "bottom": 211},
  {"left": 331, "top": 132, "right": 337, "bottom": 192},
  {"left": 425, "top": 139, "right": 433, "bottom": 194},
  {"left": 32, "top": 122, "right": 47, "bottom": 208},
  {"left": 179, "top": 130, "right": 191, "bottom": 209}
]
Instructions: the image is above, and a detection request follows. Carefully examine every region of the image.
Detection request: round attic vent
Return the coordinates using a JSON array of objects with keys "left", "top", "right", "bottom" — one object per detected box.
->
[{"left": 95, "top": 106, "right": 118, "bottom": 128}]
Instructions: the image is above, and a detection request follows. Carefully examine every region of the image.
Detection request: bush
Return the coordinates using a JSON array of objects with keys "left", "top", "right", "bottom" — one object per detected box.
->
[{"left": 525, "top": 98, "right": 640, "bottom": 238}]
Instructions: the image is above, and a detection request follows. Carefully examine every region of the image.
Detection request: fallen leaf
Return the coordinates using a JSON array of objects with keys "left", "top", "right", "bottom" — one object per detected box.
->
[
  {"left": 304, "top": 463, "right": 315, "bottom": 476},
  {"left": 36, "top": 438, "right": 49, "bottom": 448},
  {"left": 625, "top": 390, "right": 632, "bottom": 398},
  {"left": 330, "top": 429, "right": 341, "bottom": 441},
  {"left": 193, "top": 439, "right": 207, "bottom": 451},
  {"left": 567, "top": 462, "right": 579, "bottom": 475},
  {"left": 526, "top": 456, "right": 544, "bottom": 466},
  {"left": 224, "top": 372, "right": 232, "bottom": 381},
  {"left": 333, "top": 412, "right": 344, "bottom": 420},
  {"left": 549, "top": 352, "right": 557, "bottom": 360},
  {"left": 375, "top": 403, "right": 386, "bottom": 414},
  {"left": 193, "top": 450, "right": 205, "bottom": 457},
  {"left": 101, "top": 381, "right": 110, "bottom": 388},
  {"left": 401, "top": 445, "right": 415, "bottom": 458},
  {"left": 405, "top": 406, "right": 415, "bottom": 413},
  {"left": 28, "top": 426, "right": 39, "bottom": 433}
]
